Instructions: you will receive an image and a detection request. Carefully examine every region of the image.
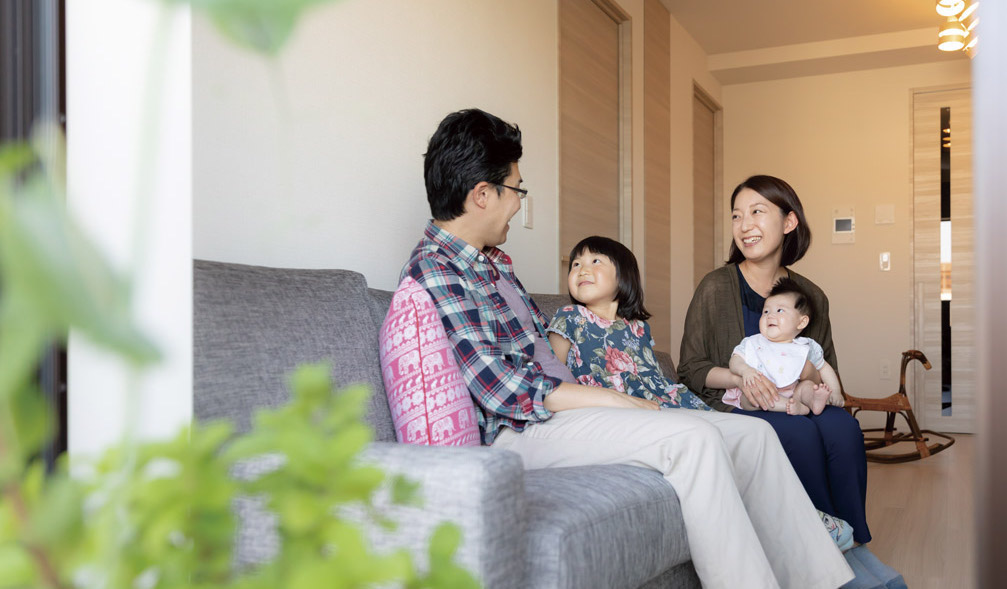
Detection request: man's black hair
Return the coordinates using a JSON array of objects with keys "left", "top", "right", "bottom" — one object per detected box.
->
[{"left": 424, "top": 109, "right": 522, "bottom": 221}]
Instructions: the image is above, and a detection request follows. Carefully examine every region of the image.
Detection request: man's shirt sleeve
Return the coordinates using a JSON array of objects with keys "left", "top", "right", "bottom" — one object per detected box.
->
[{"left": 408, "top": 255, "right": 557, "bottom": 423}]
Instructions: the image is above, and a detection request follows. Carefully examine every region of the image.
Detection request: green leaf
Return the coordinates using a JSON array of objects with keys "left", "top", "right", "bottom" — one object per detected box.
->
[
  {"left": 7, "top": 385, "right": 52, "bottom": 459},
  {"left": 0, "top": 542, "right": 36, "bottom": 588},
  {"left": 0, "top": 173, "right": 159, "bottom": 365},
  {"left": 390, "top": 475, "right": 421, "bottom": 506},
  {"left": 25, "top": 474, "right": 83, "bottom": 547},
  {"left": 428, "top": 523, "right": 463, "bottom": 566}
]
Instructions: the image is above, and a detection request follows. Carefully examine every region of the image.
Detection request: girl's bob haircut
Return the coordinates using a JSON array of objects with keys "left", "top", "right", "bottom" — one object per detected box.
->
[
  {"left": 567, "top": 236, "right": 651, "bottom": 321},
  {"left": 727, "top": 175, "right": 811, "bottom": 267}
]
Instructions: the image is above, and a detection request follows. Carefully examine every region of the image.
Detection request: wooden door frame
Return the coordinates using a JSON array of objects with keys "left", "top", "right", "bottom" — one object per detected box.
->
[{"left": 693, "top": 82, "right": 724, "bottom": 272}]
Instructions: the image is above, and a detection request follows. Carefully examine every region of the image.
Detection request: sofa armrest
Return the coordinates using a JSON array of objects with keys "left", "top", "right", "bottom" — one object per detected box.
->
[
  {"left": 360, "top": 442, "right": 526, "bottom": 589},
  {"left": 232, "top": 443, "right": 527, "bottom": 589}
]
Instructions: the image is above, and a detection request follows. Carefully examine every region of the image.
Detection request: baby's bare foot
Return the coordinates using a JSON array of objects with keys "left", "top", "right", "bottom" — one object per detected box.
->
[
  {"left": 810, "top": 383, "right": 831, "bottom": 415},
  {"left": 787, "top": 396, "right": 810, "bottom": 415}
]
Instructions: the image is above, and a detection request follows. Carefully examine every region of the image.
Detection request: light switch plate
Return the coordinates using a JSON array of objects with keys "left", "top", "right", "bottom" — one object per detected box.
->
[
  {"left": 522, "top": 194, "right": 533, "bottom": 229},
  {"left": 875, "top": 204, "right": 895, "bottom": 225}
]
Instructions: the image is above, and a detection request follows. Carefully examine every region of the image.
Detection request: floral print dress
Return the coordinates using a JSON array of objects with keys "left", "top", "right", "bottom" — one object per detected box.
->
[{"left": 547, "top": 305, "right": 712, "bottom": 411}]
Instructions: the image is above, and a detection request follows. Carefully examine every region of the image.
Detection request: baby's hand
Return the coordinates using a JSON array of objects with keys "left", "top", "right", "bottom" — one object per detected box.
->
[
  {"left": 740, "top": 368, "right": 763, "bottom": 391},
  {"left": 827, "top": 386, "right": 845, "bottom": 407}
]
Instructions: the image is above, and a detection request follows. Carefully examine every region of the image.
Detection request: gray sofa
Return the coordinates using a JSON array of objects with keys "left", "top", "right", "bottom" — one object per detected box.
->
[{"left": 194, "top": 260, "right": 699, "bottom": 588}]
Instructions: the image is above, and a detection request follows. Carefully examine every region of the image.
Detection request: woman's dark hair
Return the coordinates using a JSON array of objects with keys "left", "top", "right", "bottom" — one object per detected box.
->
[
  {"left": 424, "top": 109, "right": 522, "bottom": 221},
  {"left": 567, "top": 236, "right": 651, "bottom": 321},
  {"left": 727, "top": 175, "right": 811, "bottom": 266}
]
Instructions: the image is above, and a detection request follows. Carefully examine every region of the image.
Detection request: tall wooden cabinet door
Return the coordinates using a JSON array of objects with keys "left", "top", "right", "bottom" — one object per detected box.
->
[{"left": 558, "top": 0, "right": 624, "bottom": 291}]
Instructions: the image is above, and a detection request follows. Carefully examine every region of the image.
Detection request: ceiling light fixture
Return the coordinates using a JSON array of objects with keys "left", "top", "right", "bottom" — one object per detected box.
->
[
  {"left": 938, "top": 16, "right": 968, "bottom": 51},
  {"left": 937, "top": 1, "right": 979, "bottom": 56},
  {"left": 936, "top": 0, "right": 965, "bottom": 17}
]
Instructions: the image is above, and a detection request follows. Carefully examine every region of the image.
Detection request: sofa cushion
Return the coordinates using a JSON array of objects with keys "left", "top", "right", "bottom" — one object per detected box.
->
[
  {"left": 379, "top": 277, "right": 480, "bottom": 446},
  {"left": 193, "top": 260, "right": 396, "bottom": 441},
  {"left": 522, "top": 464, "right": 691, "bottom": 589}
]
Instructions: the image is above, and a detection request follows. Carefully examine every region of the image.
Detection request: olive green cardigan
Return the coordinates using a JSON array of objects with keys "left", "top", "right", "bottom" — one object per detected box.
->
[{"left": 677, "top": 264, "right": 839, "bottom": 412}]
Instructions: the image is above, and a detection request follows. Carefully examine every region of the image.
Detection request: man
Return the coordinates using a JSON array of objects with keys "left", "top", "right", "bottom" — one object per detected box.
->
[{"left": 399, "top": 109, "right": 853, "bottom": 589}]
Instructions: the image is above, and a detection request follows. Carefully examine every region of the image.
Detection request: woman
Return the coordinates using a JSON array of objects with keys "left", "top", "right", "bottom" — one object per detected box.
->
[{"left": 678, "top": 174, "right": 871, "bottom": 545}]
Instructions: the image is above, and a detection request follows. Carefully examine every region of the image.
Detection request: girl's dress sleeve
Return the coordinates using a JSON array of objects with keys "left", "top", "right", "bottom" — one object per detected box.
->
[{"left": 546, "top": 305, "right": 579, "bottom": 344}]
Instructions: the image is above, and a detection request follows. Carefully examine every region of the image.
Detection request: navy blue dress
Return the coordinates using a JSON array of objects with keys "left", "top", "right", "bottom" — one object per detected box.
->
[{"left": 734, "top": 267, "right": 872, "bottom": 543}]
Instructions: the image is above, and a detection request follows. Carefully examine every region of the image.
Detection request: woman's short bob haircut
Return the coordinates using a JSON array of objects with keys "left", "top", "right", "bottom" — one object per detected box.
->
[
  {"left": 727, "top": 175, "right": 811, "bottom": 267},
  {"left": 567, "top": 236, "right": 651, "bottom": 321}
]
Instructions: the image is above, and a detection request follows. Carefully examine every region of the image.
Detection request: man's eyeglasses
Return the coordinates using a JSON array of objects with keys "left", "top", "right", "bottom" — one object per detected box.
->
[{"left": 497, "top": 184, "right": 528, "bottom": 200}]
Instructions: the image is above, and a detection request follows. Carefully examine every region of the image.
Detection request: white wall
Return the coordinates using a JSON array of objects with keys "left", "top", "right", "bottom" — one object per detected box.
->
[
  {"left": 66, "top": 1, "right": 193, "bottom": 455},
  {"left": 193, "top": 0, "right": 562, "bottom": 292},
  {"left": 721, "top": 59, "right": 971, "bottom": 424}
]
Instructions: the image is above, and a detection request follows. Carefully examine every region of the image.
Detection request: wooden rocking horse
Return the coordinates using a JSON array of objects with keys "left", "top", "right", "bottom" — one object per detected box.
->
[{"left": 842, "top": 349, "right": 955, "bottom": 463}]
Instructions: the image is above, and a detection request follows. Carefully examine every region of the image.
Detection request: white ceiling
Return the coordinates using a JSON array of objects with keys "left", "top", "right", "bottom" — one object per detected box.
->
[{"left": 661, "top": 0, "right": 940, "bottom": 54}]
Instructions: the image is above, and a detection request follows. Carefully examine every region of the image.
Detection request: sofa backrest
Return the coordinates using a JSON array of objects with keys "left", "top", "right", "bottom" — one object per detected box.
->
[{"left": 193, "top": 260, "right": 397, "bottom": 442}]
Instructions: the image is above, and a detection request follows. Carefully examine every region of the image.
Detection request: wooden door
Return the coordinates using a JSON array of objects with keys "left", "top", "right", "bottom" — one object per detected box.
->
[
  {"left": 912, "top": 86, "right": 975, "bottom": 433},
  {"left": 558, "top": 0, "right": 625, "bottom": 291}
]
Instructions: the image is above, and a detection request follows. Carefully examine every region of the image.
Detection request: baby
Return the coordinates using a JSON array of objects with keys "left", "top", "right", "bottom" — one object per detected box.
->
[{"left": 726, "top": 277, "right": 844, "bottom": 415}]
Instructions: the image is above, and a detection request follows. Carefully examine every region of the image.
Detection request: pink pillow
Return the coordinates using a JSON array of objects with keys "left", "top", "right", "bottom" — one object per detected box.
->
[{"left": 379, "top": 277, "right": 480, "bottom": 446}]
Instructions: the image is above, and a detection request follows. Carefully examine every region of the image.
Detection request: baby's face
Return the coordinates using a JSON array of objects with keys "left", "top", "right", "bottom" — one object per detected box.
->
[{"left": 759, "top": 294, "right": 809, "bottom": 343}]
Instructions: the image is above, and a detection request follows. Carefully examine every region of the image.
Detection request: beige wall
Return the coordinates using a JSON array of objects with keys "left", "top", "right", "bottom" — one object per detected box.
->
[
  {"left": 193, "top": 0, "right": 561, "bottom": 292},
  {"left": 721, "top": 60, "right": 971, "bottom": 425}
]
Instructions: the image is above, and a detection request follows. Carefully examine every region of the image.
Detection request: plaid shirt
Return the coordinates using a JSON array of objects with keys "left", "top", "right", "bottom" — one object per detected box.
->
[{"left": 401, "top": 222, "right": 561, "bottom": 445}]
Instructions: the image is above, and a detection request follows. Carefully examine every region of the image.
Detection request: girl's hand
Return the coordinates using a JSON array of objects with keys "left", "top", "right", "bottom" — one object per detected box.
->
[
  {"left": 611, "top": 393, "right": 661, "bottom": 411},
  {"left": 738, "top": 371, "right": 779, "bottom": 411}
]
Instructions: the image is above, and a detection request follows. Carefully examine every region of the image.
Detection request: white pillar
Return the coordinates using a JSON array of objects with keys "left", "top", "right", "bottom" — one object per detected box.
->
[
  {"left": 973, "top": 1, "right": 1007, "bottom": 584},
  {"left": 65, "top": 1, "right": 193, "bottom": 456}
]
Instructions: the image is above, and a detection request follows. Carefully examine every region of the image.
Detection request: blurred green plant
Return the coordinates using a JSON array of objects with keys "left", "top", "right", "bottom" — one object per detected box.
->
[
  {"left": 0, "top": 138, "right": 478, "bottom": 589},
  {"left": 0, "top": 0, "right": 478, "bottom": 587}
]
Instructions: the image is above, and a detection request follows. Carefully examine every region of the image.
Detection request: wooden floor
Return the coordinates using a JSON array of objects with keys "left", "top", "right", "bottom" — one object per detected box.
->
[{"left": 864, "top": 433, "right": 975, "bottom": 588}]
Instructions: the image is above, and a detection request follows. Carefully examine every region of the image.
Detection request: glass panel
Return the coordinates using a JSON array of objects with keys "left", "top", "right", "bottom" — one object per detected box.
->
[{"left": 940, "top": 106, "right": 952, "bottom": 416}]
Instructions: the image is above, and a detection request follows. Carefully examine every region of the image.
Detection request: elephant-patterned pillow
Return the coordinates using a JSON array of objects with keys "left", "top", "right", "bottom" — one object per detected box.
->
[{"left": 379, "top": 277, "right": 480, "bottom": 446}]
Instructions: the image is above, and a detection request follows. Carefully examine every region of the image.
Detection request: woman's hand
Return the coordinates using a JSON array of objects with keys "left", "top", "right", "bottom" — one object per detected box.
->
[
  {"left": 544, "top": 382, "right": 660, "bottom": 412},
  {"left": 738, "top": 371, "right": 779, "bottom": 411}
]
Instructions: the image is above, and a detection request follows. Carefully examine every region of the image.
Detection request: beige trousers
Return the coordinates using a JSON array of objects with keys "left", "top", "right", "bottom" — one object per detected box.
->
[{"left": 493, "top": 407, "right": 854, "bottom": 589}]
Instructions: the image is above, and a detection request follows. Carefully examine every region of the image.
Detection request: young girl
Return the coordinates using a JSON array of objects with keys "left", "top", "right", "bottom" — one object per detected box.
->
[
  {"left": 547, "top": 235, "right": 711, "bottom": 412},
  {"left": 726, "top": 277, "right": 845, "bottom": 416},
  {"left": 548, "top": 235, "right": 854, "bottom": 552}
]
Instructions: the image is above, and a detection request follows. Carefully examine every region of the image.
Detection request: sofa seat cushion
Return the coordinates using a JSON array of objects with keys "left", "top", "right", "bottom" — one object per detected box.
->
[
  {"left": 522, "top": 464, "right": 690, "bottom": 589},
  {"left": 379, "top": 277, "right": 480, "bottom": 446}
]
